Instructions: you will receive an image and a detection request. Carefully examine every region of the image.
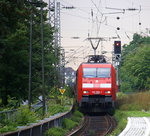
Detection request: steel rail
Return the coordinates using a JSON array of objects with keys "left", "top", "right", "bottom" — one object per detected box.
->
[{"left": 68, "top": 114, "right": 117, "bottom": 136}]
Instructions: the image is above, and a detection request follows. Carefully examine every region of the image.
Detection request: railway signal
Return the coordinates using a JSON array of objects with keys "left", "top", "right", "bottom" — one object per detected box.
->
[{"left": 114, "top": 41, "right": 121, "bottom": 54}]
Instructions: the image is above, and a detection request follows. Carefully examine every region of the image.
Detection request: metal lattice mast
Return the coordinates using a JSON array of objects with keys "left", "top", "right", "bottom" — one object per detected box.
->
[
  {"left": 55, "top": 2, "right": 63, "bottom": 87},
  {"left": 49, "top": 0, "right": 55, "bottom": 28},
  {"left": 55, "top": 2, "right": 61, "bottom": 56},
  {"left": 49, "top": 0, "right": 63, "bottom": 87},
  {"left": 49, "top": 0, "right": 61, "bottom": 56}
]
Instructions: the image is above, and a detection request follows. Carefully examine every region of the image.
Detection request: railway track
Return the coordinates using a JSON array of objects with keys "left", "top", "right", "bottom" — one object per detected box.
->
[{"left": 69, "top": 114, "right": 116, "bottom": 136}]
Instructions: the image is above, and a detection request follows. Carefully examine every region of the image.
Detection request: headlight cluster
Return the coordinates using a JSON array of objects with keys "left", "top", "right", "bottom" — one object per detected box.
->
[
  {"left": 105, "top": 91, "right": 111, "bottom": 94},
  {"left": 83, "top": 91, "right": 89, "bottom": 94}
]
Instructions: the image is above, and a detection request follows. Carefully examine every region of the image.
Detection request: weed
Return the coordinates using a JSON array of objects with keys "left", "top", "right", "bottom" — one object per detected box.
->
[
  {"left": 116, "top": 92, "right": 150, "bottom": 111},
  {"left": 45, "top": 127, "right": 67, "bottom": 136},
  {"left": 16, "top": 106, "right": 38, "bottom": 126},
  {"left": 45, "top": 110, "right": 83, "bottom": 136},
  {"left": 62, "top": 118, "right": 78, "bottom": 130},
  {"left": 73, "top": 110, "right": 83, "bottom": 118}
]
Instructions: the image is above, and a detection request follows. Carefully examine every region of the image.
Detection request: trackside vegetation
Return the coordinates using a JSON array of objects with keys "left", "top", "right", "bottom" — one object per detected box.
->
[
  {"left": 0, "top": 0, "right": 60, "bottom": 107},
  {"left": 0, "top": 87, "right": 73, "bottom": 134},
  {"left": 120, "top": 34, "right": 150, "bottom": 92},
  {"left": 109, "top": 34, "right": 150, "bottom": 136},
  {"left": 45, "top": 110, "right": 83, "bottom": 136},
  {"left": 0, "top": 100, "right": 72, "bottom": 134},
  {"left": 110, "top": 92, "right": 150, "bottom": 136}
]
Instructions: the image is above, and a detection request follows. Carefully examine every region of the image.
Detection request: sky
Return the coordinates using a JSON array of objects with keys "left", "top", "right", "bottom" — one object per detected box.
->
[{"left": 44, "top": 0, "right": 150, "bottom": 70}]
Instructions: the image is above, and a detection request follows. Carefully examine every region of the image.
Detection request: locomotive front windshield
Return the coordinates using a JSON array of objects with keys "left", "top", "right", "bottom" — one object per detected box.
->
[{"left": 83, "top": 68, "right": 111, "bottom": 78}]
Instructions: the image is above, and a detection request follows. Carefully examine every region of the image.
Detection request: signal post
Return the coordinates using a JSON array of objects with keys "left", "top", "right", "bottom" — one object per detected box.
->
[{"left": 112, "top": 41, "right": 121, "bottom": 91}]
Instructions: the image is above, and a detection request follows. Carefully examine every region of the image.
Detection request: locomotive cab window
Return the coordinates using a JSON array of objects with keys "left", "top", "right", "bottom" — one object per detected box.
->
[
  {"left": 83, "top": 68, "right": 96, "bottom": 78},
  {"left": 97, "top": 68, "right": 111, "bottom": 78},
  {"left": 83, "top": 68, "right": 111, "bottom": 78}
]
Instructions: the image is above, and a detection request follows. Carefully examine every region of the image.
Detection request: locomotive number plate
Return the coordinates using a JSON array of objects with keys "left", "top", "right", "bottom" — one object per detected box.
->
[{"left": 92, "top": 91, "right": 100, "bottom": 94}]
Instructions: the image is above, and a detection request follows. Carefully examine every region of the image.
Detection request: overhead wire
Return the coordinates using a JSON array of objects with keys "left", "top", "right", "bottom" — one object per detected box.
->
[
  {"left": 66, "top": 45, "right": 91, "bottom": 59},
  {"left": 59, "top": 0, "right": 149, "bottom": 66},
  {"left": 61, "top": 11, "right": 88, "bottom": 20},
  {"left": 65, "top": 46, "right": 92, "bottom": 64},
  {"left": 103, "top": 0, "right": 145, "bottom": 40}
]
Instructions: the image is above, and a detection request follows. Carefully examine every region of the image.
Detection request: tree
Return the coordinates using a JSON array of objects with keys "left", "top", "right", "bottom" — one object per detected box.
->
[
  {"left": 0, "top": 0, "right": 30, "bottom": 105},
  {"left": 120, "top": 34, "right": 150, "bottom": 92},
  {"left": 0, "top": 0, "right": 60, "bottom": 106}
]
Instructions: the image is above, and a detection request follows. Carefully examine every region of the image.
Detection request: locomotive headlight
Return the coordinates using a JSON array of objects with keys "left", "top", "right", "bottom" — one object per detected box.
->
[
  {"left": 83, "top": 91, "right": 89, "bottom": 94},
  {"left": 105, "top": 91, "right": 111, "bottom": 94}
]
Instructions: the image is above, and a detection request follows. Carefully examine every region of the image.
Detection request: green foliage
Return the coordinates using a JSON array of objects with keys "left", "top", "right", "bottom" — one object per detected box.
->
[
  {"left": 45, "top": 110, "right": 83, "bottom": 136},
  {"left": 0, "top": 98, "right": 72, "bottom": 134},
  {"left": 117, "top": 92, "right": 127, "bottom": 99},
  {"left": 73, "top": 110, "right": 83, "bottom": 118},
  {"left": 0, "top": 106, "right": 39, "bottom": 133},
  {"left": 0, "top": 0, "right": 60, "bottom": 107},
  {"left": 64, "top": 85, "right": 74, "bottom": 97},
  {"left": 124, "top": 111, "right": 150, "bottom": 117},
  {"left": 120, "top": 34, "right": 150, "bottom": 92},
  {"left": 15, "top": 106, "right": 38, "bottom": 126},
  {"left": 110, "top": 92, "right": 150, "bottom": 135},
  {"left": 0, "top": 124, "right": 17, "bottom": 134},
  {"left": 47, "top": 104, "right": 69, "bottom": 116},
  {"left": 71, "top": 110, "right": 83, "bottom": 123},
  {"left": 45, "top": 127, "right": 67, "bottom": 136},
  {"left": 110, "top": 110, "right": 128, "bottom": 136},
  {"left": 7, "top": 96, "right": 21, "bottom": 108},
  {"left": 116, "top": 92, "right": 150, "bottom": 111},
  {"left": 48, "top": 87, "right": 61, "bottom": 98},
  {"left": 110, "top": 110, "right": 150, "bottom": 136},
  {"left": 71, "top": 115, "right": 81, "bottom": 123},
  {"left": 62, "top": 118, "right": 78, "bottom": 130},
  {"left": 48, "top": 85, "right": 74, "bottom": 99},
  {"left": 119, "top": 103, "right": 142, "bottom": 111}
]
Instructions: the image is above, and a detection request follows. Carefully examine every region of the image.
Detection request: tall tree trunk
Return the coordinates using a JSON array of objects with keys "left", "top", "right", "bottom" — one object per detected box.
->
[{"left": 2, "top": 86, "right": 8, "bottom": 106}]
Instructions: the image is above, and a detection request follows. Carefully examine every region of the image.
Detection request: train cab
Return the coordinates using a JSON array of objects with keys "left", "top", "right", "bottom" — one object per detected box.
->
[{"left": 76, "top": 62, "right": 117, "bottom": 112}]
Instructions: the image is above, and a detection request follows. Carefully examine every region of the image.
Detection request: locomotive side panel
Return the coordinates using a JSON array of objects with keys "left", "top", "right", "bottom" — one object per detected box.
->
[
  {"left": 111, "top": 65, "right": 117, "bottom": 101},
  {"left": 77, "top": 65, "right": 83, "bottom": 104}
]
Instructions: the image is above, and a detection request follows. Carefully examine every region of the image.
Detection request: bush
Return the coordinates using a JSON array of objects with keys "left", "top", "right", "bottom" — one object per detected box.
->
[
  {"left": 45, "top": 110, "right": 83, "bottom": 136},
  {"left": 16, "top": 106, "right": 38, "bottom": 126},
  {"left": 62, "top": 118, "right": 78, "bottom": 130},
  {"left": 70, "top": 110, "right": 83, "bottom": 123},
  {"left": 0, "top": 125, "right": 17, "bottom": 133},
  {"left": 71, "top": 116, "right": 81, "bottom": 123},
  {"left": 73, "top": 110, "right": 83, "bottom": 118},
  {"left": 45, "top": 127, "right": 67, "bottom": 136}
]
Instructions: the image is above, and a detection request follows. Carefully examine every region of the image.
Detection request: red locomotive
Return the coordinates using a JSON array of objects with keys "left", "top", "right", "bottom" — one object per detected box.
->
[{"left": 76, "top": 55, "right": 118, "bottom": 112}]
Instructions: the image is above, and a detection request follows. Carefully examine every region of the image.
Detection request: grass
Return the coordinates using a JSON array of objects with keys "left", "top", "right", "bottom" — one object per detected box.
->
[
  {"left": 45, "top": 127, "right": 67, "bottom": 136},
  {"left": 116, "top": 92, "right": 150, "bottom": 111},
  {"left": 109, "top": 91, "right": 150, "bottom": 136},
  {"left": 62, "top": 118, "right": 78, "bottom": 130},
  {"left": 45, "top": 110, "right": 83, "bottom": 136}
]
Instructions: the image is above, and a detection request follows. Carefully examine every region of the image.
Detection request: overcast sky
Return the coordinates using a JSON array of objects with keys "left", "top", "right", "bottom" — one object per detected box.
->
[{"left": 44, "top": 0, "right": 150, "bottom": 70}]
